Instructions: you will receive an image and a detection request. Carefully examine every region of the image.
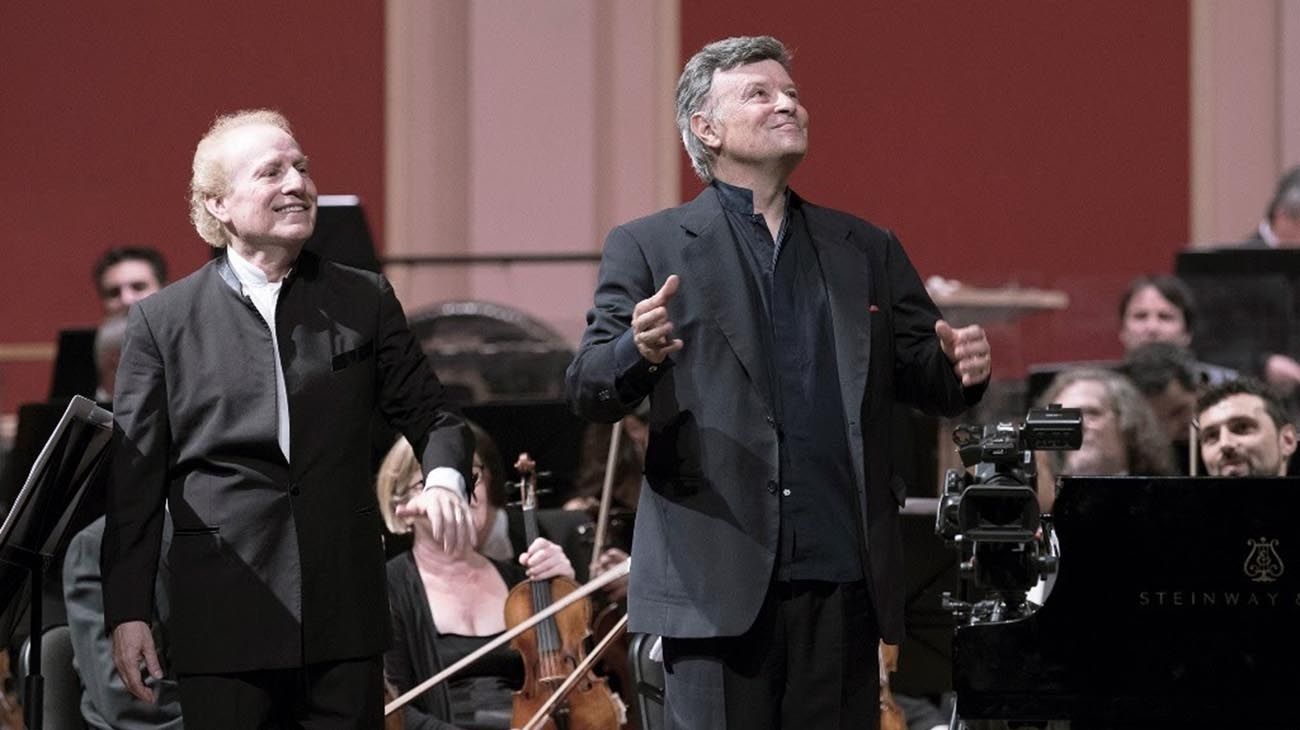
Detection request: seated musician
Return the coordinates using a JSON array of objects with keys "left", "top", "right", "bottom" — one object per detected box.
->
[
  {"left": 1117, "top": 274, "right": 1236, "bottom": 387},
  {"left": 1120, "top": 342, "right": 1203, "bottom": 473},
  {"left": 1195, "top": 377, "right": 1297, "bottom": 477},
  {"left": 379, "top": 436, "right": 575, "bottom": 730},
  {"left": 1035, "top": 368, "right": 1175, "bottom": 511},
  {"left": 1244, "top": 167, "right": 1300, "bottom": 396},
  {"left": 561, "top": 414, "right": 647, "bottom": 603},
  {"left": 563, "top": 412, "right": 647, "bottom": 516}
]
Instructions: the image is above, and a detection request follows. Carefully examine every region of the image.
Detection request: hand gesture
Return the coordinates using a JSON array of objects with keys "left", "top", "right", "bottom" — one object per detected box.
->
[
  {"left": 112, "top": 620, "right": 162, "bottom": 703},
  {"left": 395, "top": 486, "right": 475, "bottom": 556},
  {"left": 632, "top": 275, "right": 684, "bottom": 364},
  {"left": 935, "top": 319, "right": 991, "bottom": 386}
]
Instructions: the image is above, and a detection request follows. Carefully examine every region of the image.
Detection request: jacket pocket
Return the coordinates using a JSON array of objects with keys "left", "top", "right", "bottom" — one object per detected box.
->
[{"left": 331, "top": 340, "right": 375, "bottom": 371}]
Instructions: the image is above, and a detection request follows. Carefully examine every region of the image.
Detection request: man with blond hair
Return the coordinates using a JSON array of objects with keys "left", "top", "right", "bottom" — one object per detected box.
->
[{"left": 102, "top": 109, "right": 473, "bottom": 729}]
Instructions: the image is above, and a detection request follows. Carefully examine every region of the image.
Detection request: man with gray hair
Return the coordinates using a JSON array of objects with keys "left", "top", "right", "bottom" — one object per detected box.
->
[
  {"left": 1239, "top": 166, "right": 1300, "bottom": 398},
  {"left": 103, "top": 109, "right": 473, "bottom": 729},
  {"left": 1246, "top": 166, "right": 1300, "bottom": 248},
  {"left": 568, "top": 36, "right": 990, "bottom": 729}
]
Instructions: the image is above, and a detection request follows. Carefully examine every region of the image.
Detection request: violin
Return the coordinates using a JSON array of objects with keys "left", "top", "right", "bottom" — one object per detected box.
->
[{"left": 504, "top": 453, "right": 624, "bottom": 730}]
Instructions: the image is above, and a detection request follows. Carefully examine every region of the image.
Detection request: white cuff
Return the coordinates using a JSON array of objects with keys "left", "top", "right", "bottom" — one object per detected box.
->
[{"left": 422, "top": 467, "right": 467, "bottom": 497}]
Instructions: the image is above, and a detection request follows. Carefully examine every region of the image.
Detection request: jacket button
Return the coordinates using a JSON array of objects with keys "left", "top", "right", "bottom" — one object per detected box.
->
[
  {"left": 767, "top": 480, "right": 778, "bottom": 494},
  {"left": 290, "top": 483, "right": 301, "bottom": 496}
]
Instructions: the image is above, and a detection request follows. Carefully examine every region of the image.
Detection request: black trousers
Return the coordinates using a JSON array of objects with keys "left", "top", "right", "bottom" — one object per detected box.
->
[
  {"left": 660, "top": 580, "right": 879, "bottom": 730},
  {"left": 178, "top": 655, "right": 383, "bottom": 730}
]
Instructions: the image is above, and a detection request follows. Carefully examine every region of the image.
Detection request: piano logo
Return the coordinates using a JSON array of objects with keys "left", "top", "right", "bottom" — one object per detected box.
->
[{"left": 1245, "top": 537, "right": 1285, "bottom": 583}]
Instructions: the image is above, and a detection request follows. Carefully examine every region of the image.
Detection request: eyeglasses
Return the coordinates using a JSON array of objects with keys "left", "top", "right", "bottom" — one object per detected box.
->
[{"left": 389, "top": 476, "right": 425, "bottom": 511}]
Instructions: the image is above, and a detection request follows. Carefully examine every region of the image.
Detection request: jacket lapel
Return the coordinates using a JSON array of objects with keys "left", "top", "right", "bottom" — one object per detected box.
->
[
  {"left": 805, "top": 204, "right": 872, "bottom": 471},
  {"left": 679, "top": 188, "right": 776, "bottom": 414}
]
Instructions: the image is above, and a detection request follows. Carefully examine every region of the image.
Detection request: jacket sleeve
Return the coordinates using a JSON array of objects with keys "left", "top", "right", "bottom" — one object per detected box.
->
[
  {"left": 884, "top": 231, "right": 986, "bottom": 416},
  {"left": 373, "top": 275, "right": 474, "bottom": 498},
  {"left": 102, "top": 304, "right": 171, "bottom": 630},
  {"left": 566, "top": 225, "right": 671, "bottom": 423}
]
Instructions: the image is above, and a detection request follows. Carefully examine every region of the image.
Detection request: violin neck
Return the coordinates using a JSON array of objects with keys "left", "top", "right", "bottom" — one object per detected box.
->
[
  {"left": 522, "top": 502, "right": 563, "bottom": 655},
  {"left": 523, "top": 501, "right": 542, "bottom": 548}
]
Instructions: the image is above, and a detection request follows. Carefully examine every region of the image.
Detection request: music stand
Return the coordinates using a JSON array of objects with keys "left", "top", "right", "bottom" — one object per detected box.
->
[
  {"left": 462, "top": 400, "right": 588, "bottom": 506},
  {"left": 304, "top": 195, "right": 382, "bottom": 273},
  {"left": 1174, "top": 247, "right": 1300, "bottom": 374},
  {"left": 0, "top": 396, "right": 113, "bottom": 730}
]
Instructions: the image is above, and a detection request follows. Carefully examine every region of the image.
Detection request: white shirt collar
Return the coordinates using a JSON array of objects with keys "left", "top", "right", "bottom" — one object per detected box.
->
[{"left": 226, "top": 245, "right": 283, "bottom": 289}]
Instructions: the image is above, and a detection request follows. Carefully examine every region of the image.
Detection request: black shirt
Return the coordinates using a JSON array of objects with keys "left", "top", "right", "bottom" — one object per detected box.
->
[{"left": 713, "top": 180, "right": 864, "bottom": 583}]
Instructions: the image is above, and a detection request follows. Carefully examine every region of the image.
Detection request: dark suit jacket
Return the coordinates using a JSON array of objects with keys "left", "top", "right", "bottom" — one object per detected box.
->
[
  {"left": 566, "top": 188, "right": 980, "bottom": 644},
  {"left": 103, "top": 251, "right": 471, "bottom": 674}
]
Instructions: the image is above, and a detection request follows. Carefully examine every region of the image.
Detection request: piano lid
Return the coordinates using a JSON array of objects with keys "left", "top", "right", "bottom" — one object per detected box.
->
[{"left": 953, "top": 475, "right": 1300, "bottom": 726}]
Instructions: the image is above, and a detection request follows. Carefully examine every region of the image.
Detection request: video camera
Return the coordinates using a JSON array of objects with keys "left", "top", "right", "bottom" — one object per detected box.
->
[{"left": 936, "top": 405, "right": 1082, "bottom": 620}]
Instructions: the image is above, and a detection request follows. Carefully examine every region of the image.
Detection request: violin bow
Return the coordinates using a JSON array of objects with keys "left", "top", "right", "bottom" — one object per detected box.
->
[{"left": 588, "top": 420, "right": 623, "bottom": 577}]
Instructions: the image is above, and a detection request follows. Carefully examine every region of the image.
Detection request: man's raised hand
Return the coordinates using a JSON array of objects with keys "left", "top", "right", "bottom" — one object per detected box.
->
[
  {"left": 936, "top": 319, "right": 991, "bottom": 386},
  {"left": 632, "top": 274, "right": 684, "bottom": 364}
]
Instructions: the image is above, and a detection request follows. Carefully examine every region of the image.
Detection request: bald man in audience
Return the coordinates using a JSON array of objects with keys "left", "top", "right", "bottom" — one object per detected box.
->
[{"left": 1196, "top": 378, "right": 1296, "bottom": 477}]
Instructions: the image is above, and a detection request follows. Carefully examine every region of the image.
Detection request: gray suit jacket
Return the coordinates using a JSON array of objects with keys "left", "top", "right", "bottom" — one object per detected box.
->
[
  {"left": 567, "top": 188, "right": 980, "bottom": 643},
  {"left": 103, "top": 251, "right": 471, "bottom": 673},
  {"left": 64, "top": 516, "right": 183, "bottom": 730}
]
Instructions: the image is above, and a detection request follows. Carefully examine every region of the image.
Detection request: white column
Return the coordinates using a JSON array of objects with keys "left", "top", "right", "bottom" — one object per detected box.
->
[
  {"left": 384, "top": 0, "right": 680, "bottom": 342},
  {"left": 1190, "top": 0, "right": 1300, "bottom": 245}
]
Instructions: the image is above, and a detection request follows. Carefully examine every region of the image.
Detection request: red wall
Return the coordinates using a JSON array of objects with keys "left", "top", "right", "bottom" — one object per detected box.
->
[
  {"left": 681, "top": 2, "right": 1191, "bottom": 376},
  {"left": 0, "top": 4, "right": 1192, "bottom": 412},
  {"left": 0, "top": 3, "right": 384, "bottom": 412}
]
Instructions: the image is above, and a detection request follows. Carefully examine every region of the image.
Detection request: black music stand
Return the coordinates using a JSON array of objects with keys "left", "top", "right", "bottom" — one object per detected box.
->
[
  {"left": 0, "top": 396, "right": 113, "bottom": 730},
  {"left": 1175, "top": 247, "right": 1300, "bottom": 375},
  {"left": 462, "top": 400, "right": 588, "bottom": 506}
]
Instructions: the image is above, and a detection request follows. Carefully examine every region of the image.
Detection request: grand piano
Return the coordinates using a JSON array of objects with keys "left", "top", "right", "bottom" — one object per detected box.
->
[{"left": 953, "top": 476, "right": 1300, "bottom": 727}]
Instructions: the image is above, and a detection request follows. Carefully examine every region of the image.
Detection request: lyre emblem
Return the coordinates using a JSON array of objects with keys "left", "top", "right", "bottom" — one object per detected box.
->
[{"left": 1244, "top": 538, "right": 1285, "bottom": 583}]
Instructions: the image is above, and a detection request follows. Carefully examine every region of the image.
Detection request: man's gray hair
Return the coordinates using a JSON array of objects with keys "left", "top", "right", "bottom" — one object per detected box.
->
[
  {"left": 1037, "top": 367, "right": 1175, "bottom": 477},
  {"left": 676, "top": 36, "right": 791, "bottom": 183}
]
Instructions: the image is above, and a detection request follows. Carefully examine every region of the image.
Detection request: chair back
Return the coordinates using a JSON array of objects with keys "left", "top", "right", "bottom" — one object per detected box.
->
[
  {"left": 626, "top": 632, "right": 664, "bottom": 730},
  {"left": 19, "top": 625, "right": 85, "bottom": 730}
]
